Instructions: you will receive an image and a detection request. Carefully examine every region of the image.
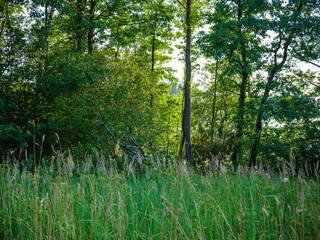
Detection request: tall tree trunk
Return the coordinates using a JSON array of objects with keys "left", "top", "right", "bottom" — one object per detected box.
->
[
  {"left": 249, "top": 67, "right": 276, "bottom": 166},
  {"left": 179, "top": 96, "right": 186, "bottom": 157},
  {"left": 231, "top": 0, "right": 249, "bottom": 170},
  {"left": 231, "top": 71, "right": 248, "bottom": 168},
  {"left": 167, "top": 111, "right": 171, "bottom": 157},
  {"left": 184, "top": 0, "right": 192, "bottom": 164},
  {"left": 150, "top": 34, "right": 156, "bottom": 108},
  {"left": 211, "top": 61, "right": 218, "bottom": 139},
  {"left": 249, "top": 1, "right": 304, "bottom": 166}
]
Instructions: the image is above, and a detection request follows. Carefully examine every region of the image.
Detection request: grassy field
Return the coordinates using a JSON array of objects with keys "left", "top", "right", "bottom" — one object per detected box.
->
[{"left": 0, "top": 158, "right": 319, "bottom": 239}]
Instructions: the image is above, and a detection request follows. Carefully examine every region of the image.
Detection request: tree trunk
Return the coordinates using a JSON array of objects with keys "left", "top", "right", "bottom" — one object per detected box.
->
[
  {"left": 167, "top": 111, "right": 171, "bottom": 157},
  {"left": 231, "top": 70, "right": 248, "bottom": 168},
  {"left": 249, "top": 66, "right": 277, "bottom": 166},
  {"left": 150, "top": 34, "right": 156, "bottom": 108},
  {"left": 231, "top": 0, "right": 249, "bottom": 170},
  {"left": 179, "top": 96, "right": 186, "bottom": 157},
  {"left": 211, "top": 61, "right": 218, "bottom": 139},
  {"left": 184, "top": 0, "right": 192, "bottom": 164}
]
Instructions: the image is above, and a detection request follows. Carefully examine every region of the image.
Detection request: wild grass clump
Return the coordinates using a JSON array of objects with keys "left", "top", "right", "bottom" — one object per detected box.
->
[{"left": 0, "top": 155, "right": 319, "bottom": 239}]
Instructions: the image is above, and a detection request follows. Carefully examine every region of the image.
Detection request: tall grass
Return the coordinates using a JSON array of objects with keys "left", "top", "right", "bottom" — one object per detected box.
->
[{"left": 0, "top": 154, "right": 319, "bottom": 239}]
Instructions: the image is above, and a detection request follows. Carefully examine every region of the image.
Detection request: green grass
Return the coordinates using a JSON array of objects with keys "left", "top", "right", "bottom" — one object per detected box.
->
[{"left": 0, "top": 161, "right": 319, "bottom": 239}]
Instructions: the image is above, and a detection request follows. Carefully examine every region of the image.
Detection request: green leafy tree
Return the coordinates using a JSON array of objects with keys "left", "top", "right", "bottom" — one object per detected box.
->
[{"left": 249, "top": 0, "right": 320, "bottom": 166}]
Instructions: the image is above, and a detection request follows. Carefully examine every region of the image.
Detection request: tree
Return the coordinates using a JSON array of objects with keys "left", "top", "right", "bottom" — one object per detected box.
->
[
  {"left": 176, "top": 0, "right": 196, "bottom": 164},
  {"left": 198, "top": 0, "right": 320, "bottom": 169},
  {"left": 249, "top": 0, "right": 320, "bottom": 166}
]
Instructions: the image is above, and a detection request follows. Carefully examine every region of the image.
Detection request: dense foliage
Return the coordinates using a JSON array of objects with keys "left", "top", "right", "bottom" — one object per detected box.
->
[{"left": 1, "top": 0, "right": 319, "bottom": 172}]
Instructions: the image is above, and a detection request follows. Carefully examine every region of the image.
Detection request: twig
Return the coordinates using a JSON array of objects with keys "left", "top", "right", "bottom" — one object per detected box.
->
[
  {"left": 93, "top": 101, "right": 150, "bottom": 167},
  {"left": 176, "top": 0, "right": 187, "bottom": 11}
]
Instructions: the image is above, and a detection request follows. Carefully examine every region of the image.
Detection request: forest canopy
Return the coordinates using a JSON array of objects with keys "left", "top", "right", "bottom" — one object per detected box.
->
[{"left": 0, "top": 0, "right": 319, "bottom": 172}]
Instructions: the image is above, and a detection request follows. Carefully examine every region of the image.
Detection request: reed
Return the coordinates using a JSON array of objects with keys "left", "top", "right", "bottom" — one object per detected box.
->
[{"left": 0, "top": 156, "right": 319, "bottom": 239}]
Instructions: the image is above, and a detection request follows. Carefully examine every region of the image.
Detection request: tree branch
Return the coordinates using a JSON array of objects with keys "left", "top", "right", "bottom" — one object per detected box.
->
[
  {"left": 92, "top": 101, "right": 150, "bottom": 166},
  {"left": 176, "top": 0, "right": 187, "bottom": 11},
  {"left": 306, "top": 61, "right": 320, "bottom": 69}
]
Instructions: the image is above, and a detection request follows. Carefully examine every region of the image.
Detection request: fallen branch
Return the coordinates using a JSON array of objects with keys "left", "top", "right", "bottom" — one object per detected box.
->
[{"left": 93, "top": 101, "right": 150, "bottom": 167}]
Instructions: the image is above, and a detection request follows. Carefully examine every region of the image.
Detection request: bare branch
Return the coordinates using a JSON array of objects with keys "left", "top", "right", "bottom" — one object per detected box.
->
[
  {"left": 92, "top": 100, "right": 102, "bottom": 122},
  {"left": 292, "top": 50, "right": 320, "bottom": 69},
  {"left": 176, "top": 0, "right": 187, "bottom": 11},
  {"left": 303, "top": 79, "right": 320, "bottom": 88},
  {"left": 306, "top": 61, "right": 320, "bottom": 69},
  {"left": 93, "top": 101, "right": 150, "bottom": 167}
]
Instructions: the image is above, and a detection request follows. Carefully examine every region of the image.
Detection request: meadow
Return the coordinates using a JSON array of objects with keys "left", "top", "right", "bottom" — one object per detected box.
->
[{"left": 0, "top": 155, "right": 319, "bottom": 240}]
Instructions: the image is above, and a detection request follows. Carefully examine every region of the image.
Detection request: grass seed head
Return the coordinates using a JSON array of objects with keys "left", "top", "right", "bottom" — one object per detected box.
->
[{"left": 262, "top": 207, "right": 269, "bottom": 217}]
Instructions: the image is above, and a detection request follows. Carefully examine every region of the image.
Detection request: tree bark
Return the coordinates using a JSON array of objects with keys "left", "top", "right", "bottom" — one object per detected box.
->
[
  {"left": 249, "top": 66, "right": 277, "bottom": 166},
  {"left": 150, "top": 33, "right": 156, "bottom": 108},
  {"left": 184, "top": 0, "right": 192, "bottom": 164},
  {"left": 167, "top": 111, "right": 171, "bottom": 157},
  {"left": 230, "top": 0, "right": 249, "bottom": 170},
  {"left": 211, "top": 61, "right": 218, "bottom": 138},
  {"left": 179, "top": 96, "right": 186, "bottom": 157},
  {"left": 231, "top": 70, "right": 248, "bottom": 168}
]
